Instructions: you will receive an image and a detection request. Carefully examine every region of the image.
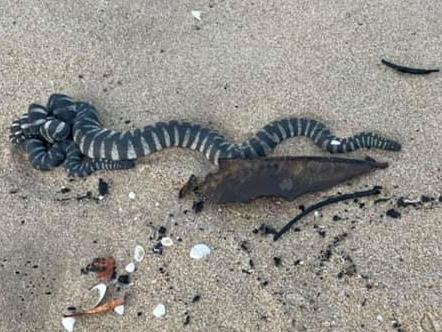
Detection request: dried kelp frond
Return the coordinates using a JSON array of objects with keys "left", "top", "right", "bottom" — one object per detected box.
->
[{"left": 181, "top": 156, "right": 388, "bottom": 205}]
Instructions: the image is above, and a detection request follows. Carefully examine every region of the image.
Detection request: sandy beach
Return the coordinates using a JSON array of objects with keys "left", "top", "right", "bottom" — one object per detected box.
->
[{"left": 1, "top": 1, "right": 441, "bottom": 331}]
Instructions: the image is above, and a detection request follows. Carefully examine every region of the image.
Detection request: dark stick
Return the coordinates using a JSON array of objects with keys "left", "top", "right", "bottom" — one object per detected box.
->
[
  {"left": 381, "top": 59, "right": 439, "bottom": 75},
  {"left": 273, "top": 186, "right": 382, "bottom": 241}
]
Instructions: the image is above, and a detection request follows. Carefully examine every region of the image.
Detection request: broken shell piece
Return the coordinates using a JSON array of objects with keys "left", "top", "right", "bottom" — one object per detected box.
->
[
  {"left": 62, "top": 317, "right": 76, "bottom": 332},
  {"left": 128, "top": 192, "right": 136, "bottom": 200},
  {"left": 133, "top": 245, "right": 145, "bottom": 263},
  {"left": 64, "top": 297, "right": 125, "bottom": 318},
  {"left": 90, "top": 283, "right": 107, "bottom": 308},
  {"left": 190, "top": 244, "right": 211, "bottom": 259},
  {"left": 160, "top": 237, "right": 174, "bottom": 247},
  {"left": 114, "top": 305, "right": 125, "bottom": 315},
  {"left": 153, "top": 303, "right": 166, "bottom": 318},
  {"left": 191, "top": 10, "right": 201, "bottom": 20},
  {"left": 125, "top": 262, "right": 135, "bottom": 273}
]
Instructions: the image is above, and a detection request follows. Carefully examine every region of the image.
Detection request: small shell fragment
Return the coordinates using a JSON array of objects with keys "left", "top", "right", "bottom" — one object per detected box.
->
[
  {"left": 114, "top": 305, "right": 125, "bottom": 315},
  {"left": 190, "top": 244, "right": 211, "bottom": 259},
  {"left": 160, "top": 237, "right": 174, "bottom": 247},
  {"left": 191, "top": 10, "right": 201, "bottom": 20},
  {"left": 90, "top": 283, "right": 107, "bottom": 308},
  {"left": 62, "top": 317, "right": 76, "bottom": 332},
  {"left": 153, "top": 303, "right": 166, "bottom": 318},
  {"left": 128, "top": 192, "right": 136, "bottom": 200},
  {"left": 125, "top": 262, "right": 135, "bottom": 273},
  {"left": 133, "top": 245, "right": 145, "bottom": 263},
  {"left": 330, "top": 140, "right": 341, "bottom": 146}
]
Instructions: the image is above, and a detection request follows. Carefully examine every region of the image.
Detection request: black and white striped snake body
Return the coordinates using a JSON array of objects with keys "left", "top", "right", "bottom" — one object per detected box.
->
[
  {"left": 10, "top": 94, "right": 402, "bottom": 176},
  {"left": 73, "top": 101, "right": 401, "bottom": 165}
]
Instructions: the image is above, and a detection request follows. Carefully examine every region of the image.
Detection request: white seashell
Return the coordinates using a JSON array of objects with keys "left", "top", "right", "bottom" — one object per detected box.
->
[
  {"left": 134, "top": 245, "right": 146, "bottom": 262},
  {"left": 191, "top": 10, "right": 201, "bottom": 20},
  {"left": 128, "top": 192, "right": 136, "bottom": 200},
  {"left": 153, "top": 303, "right": 166, "bottom": 318},
  {"left": 125, "top": 262, "right": 136, "bottom": 273},
  {"left": 62, "top": 317, "right": 76, "bottom": 332},
  {"left": 190, "top": 244, "right": 211, "bottom": 259},
  {"left": 90, "top": 283, "right": 107, "bottom": 308},
  {"left": 330, "top": 140, "right": 341, "bottom": 146},
  {"left": 114, "top": 305, "right": 125, "bottom": 315},
  {"left": 160, "top": 237, "right": 174, "bottom": 247}
]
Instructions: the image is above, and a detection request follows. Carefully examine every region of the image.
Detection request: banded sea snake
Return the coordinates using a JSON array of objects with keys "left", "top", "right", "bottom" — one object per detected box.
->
[{"left": 9, "top": 94, "right": 401, "bottom": 177}]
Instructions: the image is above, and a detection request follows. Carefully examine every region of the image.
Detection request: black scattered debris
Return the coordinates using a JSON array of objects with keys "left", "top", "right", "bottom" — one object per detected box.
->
[
  {"left": 153, "top": 242, "right": 164, "bottom": 255},
  {"left": 382, "top": 59, "right": 439, "bottom": 75},
  {"left": 117, "top": 274, "right": 130, "bottom": 285},
  {"left": 192, "top": 295, "right": 201, "bottom": 303},
  {"left": 183, "top": 312, "right": 191, "bottom": 326},
  {"left": 137, "top": 311, "right": 143, "bottom": 317},
  {"left": 254, "top": 223, "right": 278, "bottom": 236},
  {"left": 67, "top": 306, "right": 77, "bottom": 311},
  {"left": 240, "top": 241, "right": 251, "bottom": 253},
  {"left": 9, "top": 189, "right": 18, "bottom": 194},
  {"left": 317, "top": 229, "right": 327, "bottom": 238},
  {"left": 386, "top": 209, "right": 401, "bottom": 219},
  {"left": 420, "top": 195, "right": 432, "bottom": 203},
  {"left": 59, "top": 187, "right": 71, "bottom": 194},
  {"left": 274, "top": 187, "right": 382, "bottom": 241},
  {"left": 98, "top": 178, "right": 109, "bottom": 198},
  {"left": 158, "top": 226, "right": 167, "bottom": 239},
  {"left": 374, "top": 197, "right": 391, "bottom": 204},
  {"left": 249, "top": 259, "right": 255, "bottom": 268},
  {"left": 124, "top": 120, "right": 131, "bottom": 124},
  {"left": 55, "top": 191, "right": 98, "bottom": 202},
  {"left": 294, "top": 259, "right": 302, "bottom": 266},
  {"left": 332, "top": 215, "right": 342, "bottom": 221},
  {"left": 192, "top": 200, "right": 204, "bottom": 213},
  {"left": 273, "top": 257, "right": 282, "bottom": 267}
]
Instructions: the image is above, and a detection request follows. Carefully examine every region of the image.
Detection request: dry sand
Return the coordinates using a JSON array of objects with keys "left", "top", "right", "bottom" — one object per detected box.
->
[{"left": 1, "top": 1, "right": 441, "bottom": 331}]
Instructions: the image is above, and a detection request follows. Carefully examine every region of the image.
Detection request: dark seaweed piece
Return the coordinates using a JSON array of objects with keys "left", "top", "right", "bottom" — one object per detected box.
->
[
  {"left": 117, "top": 274, "right": 130, "bottom": 284},
  {"left": 273, "top": 186, "right": 382, "bottom": 241},
  {"left": 98, "top": 178, "right": 109, "bottom": 197},
  {"left": 382, "top": 59, "right": 439, "bottom": 75},
  {"left": 386, "top": 208, "right": 401, "bottom": 219}
]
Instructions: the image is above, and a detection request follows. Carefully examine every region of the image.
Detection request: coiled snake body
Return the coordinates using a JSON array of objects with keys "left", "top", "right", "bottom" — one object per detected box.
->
[{"left": 10, "top": 94, "right": 401, "bottom": 177}]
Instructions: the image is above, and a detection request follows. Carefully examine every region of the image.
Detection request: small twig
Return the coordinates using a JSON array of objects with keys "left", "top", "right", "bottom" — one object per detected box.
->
[
  {"left": 381, "top": 59, "right": 439, "bottom": 75},
  {"left": 273, "top": 186, "right": 382, "bottom": 241}
]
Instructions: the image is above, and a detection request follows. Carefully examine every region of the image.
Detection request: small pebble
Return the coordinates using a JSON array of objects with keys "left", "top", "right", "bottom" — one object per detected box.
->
[
  {"left": 153, "top": 242, "right": 164, "bottom": 255},
  {"left": 98, "top": 178, "right": 109, "bottom": 199},
  {"left": 161, "top": 237, "right": 174, "bottom": 247},
  {"left": 62, "top": 317, "right": 76, "bottom": 332},
  {"left": 191, "top": 10, "right": 201, "bottom": 20},
  {"left": 153, "top": 303, "right": 166, "bottom": 318},
  {"left": 128, "top": 192, "right": 136, "bottom": 200},
  {"left": 386, "top": 209, "right": 401, "bottom": 219},
  {"left": 134, "top": 245, "right": 145, "bottom": 262},
  {"left": 125, "top": 262, "right": 135, "bottom": 273},
  {"left": 114, "top": 305, "right": 125, "bottom": 315},
  {"left": 117, "top": 274, "right": 130, "bottom": 285},
  {"left": 190, "top": 244, "right": 211, "bottom": 259}
]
